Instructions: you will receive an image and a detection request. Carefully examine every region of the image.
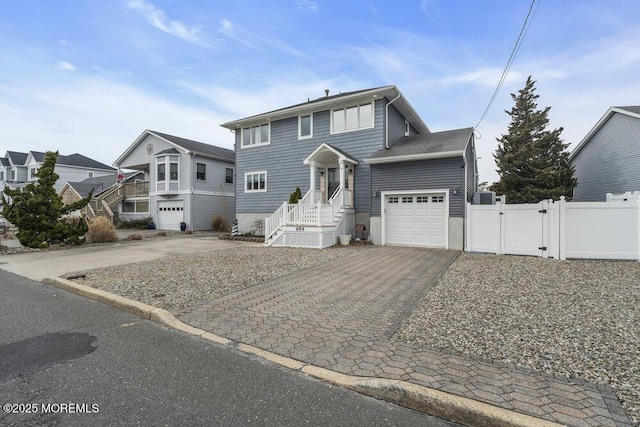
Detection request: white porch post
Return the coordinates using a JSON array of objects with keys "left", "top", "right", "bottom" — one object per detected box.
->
[
  {"left": 309, "top": 161, "right": 316, "bottom": 202},
  {"left": 339, "top": 161, "right": 345, "bottom": 189}
]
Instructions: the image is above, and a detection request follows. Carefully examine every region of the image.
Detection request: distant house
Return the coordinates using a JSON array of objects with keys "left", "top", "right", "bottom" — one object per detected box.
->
[
  {"left": 221, "top": 85, "right": 477, "bottom": 249},
  {"left": 113, "top": 130, "right": 235, "bottom": 231},
  {"left": 0, "top": 150, "right": 115, "bottom": 203},
  {"left": 59, "top": 171, "right": 144, "bottom": 218},
  {"left": 570, "top": 106, "right": 640, "bottom": 201}
]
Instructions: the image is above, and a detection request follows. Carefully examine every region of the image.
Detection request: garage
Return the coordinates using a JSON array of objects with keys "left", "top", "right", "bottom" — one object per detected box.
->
[
  {"left": 156, "top": 200, "right": 184, "bottom": 230},
  {"left": 384, "top": 192, "right": 447, "bottom": 247}
]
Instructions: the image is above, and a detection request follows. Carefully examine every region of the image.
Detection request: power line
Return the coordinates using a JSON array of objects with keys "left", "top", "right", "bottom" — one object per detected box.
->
[{"left": 474, "top": 0, "right": 541, "bottom": 131}]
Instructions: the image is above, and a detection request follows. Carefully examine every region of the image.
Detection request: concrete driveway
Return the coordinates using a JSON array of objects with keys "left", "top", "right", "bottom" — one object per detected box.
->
[{"left": 0, "top": 236, "right": 258, "bottom": 281}]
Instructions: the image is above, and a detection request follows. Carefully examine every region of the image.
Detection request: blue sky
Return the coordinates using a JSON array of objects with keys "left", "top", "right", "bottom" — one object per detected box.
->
[{"left": 2, "top": 0, "right": 639, "bottom": 183}]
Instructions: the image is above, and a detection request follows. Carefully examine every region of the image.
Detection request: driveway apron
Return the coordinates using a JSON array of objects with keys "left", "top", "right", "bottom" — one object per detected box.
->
[{"left": 178, "top": 246, "right": 630, "bottom": 426}]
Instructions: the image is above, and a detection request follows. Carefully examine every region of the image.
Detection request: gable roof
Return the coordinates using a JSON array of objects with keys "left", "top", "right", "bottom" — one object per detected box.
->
[
  {"left": 6, "top": 151, "right": 28, "bottom": 165},
  {"left": 0, "top": 157, "right": 9, "bottom": 167},
  {"left": 63, "top": 171, "right": 142, "bottom": 198},
  {"left": 365, "top": 127, "right": 473, "bottom": 164},
  {"left": 114, "top": 130, "right": 234, "bottom": 165},
  {"left": 28, "top": 151, "right": 115, "bottom": 171},
  {"left": 569, "top": 106, "right": 640, "bottom": 160},
  {"left": 220, "top": 85, "right": 430, "bottom": 135}
]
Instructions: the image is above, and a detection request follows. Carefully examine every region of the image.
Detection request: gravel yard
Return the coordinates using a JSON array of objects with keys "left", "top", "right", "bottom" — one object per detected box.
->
[
  {"left": 69, "top": 246, "right": 357, "bottom": 315},
  {"left": 395, "top": 253, "right": 640, "bottom": 425}
]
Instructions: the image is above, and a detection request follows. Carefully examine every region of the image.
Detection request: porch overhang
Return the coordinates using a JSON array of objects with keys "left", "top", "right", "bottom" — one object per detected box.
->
[{"left": 303, "top": 143, "right": 359, "bottom": 166}]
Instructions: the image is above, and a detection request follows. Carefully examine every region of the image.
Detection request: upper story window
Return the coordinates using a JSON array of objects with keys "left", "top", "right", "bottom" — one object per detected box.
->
[
  {"left": 196, "top": 163, "right": 206, "bottom": 181},
  {"left": 299, "top": 114, "right": 313, "bottom": 139},
  {"left": 87, "top": 171, "right": 94, "bottom": 178},
  {"left": 245, "top": 171, "right": 266, "bottom": 193},
  {"left": 331, "top": 102, "right": 373, "bottom": 134},
  {"left": 225, "top": 168, "right": 234, "bottom": 184},
  {"left": 11, "top": 170, "right": 15, "bottom": 180},
  {"left": 242, "top": 124, "right": 270, "bottom": 147},
  {"left": 0, "top": 171, "right": 4, "bottom": 181},
  {"left": 30, "top": 168, "right": 37, "bottom": 179},
  {"left": 156, "top": 155, "right": 179, "bottom": 192}
]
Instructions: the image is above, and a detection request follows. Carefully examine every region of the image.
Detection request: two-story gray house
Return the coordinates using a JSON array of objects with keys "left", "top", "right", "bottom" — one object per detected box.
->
[
  {"left": 221, "top": 85, "right": 477, "bottom": 249},
  {"left": 570, "top": 106, "right": 640, "bottom": 201},
  {"left": 113, "top": 130, "right": 235, "bottom": 231},
  {"left": 1, "top": 150, "right": 115, "bottom": 210}
]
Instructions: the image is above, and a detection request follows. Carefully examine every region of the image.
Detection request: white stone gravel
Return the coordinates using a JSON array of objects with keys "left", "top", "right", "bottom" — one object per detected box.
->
[
  {"left": 395, "top": 253, "right": 640, "bottom": 426},
  {"left": 70, "top": 245, "right": 357, "bottom": 315}
]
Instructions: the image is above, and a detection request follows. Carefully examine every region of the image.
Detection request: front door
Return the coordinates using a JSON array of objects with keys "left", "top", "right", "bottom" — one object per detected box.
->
[{"left": 327, "top": 168, "right": 339, "bottom": 201}]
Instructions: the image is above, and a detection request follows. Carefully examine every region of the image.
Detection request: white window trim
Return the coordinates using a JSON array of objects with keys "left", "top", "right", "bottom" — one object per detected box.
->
[
  {"left": 330, "top": 101, "right": 375, "bottom": 135},
  {"left": 122, "top": 198, "right": 150, "bottom": 214},
  {"left": 298, "top": 114, "right": 313, "bottom": 140},
  {"left": 244, "top": 171, "right": 267, "bottom": 193},
  {"left": 196, "top": 162, "right": 206, "bottom": 182},
  {"left": 241, "top": 123, "right": 271, "bottom": 148},
  {"left": 87, "top": 171, "right": 94, "bottom": 178},
  {"left": 156, "top": 155, "right": 180, "bottom": 191}
]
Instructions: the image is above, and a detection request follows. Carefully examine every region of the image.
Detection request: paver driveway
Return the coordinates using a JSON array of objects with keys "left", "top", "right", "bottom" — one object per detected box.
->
[{"left": 179, "top": 246, "right": 630, "bottom": 426}]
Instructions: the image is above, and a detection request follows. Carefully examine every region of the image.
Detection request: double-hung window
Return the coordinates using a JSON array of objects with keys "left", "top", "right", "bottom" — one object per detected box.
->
[
  {"left": 225, "top": 168, "right": 234, "bottom": 184},
  {"left": 241, "top": 124, "right": 270, "bottom": 147},
  {"left": 196, "top": 163, "right": 206, "bottom": 181},
  {"left": 245, "top": 171, "right": 266, "bottom": 192},
  {"left": 30, "top": 168, "right": 37, "bottom": 179},
  {"left": 331, "top": 102, "right": 373, "bottom": 133},
  {"left": 299, "top": 114, "right": 313, "bottom": 139}
]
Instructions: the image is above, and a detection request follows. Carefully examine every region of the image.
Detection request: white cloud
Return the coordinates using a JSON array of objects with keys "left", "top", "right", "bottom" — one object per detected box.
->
[
  {"left": 292, "top": 0, "right": 319, "bottom": 12},
  {"left": 218, "top": 19, "right": 259, "bottom": 49},
  {"left": 57, "top": 61, "right": 75, "bottom": 71},
  {"left": 127, "top": 0, "right": 209, "bottom": 46},
  {"left": 0, "top": 76, "right": 235, "bottom": 166}
]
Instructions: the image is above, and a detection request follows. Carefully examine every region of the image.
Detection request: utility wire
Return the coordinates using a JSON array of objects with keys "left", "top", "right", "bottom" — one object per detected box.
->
[{"left": 474, "top": 0, "right": 541, "bottom": 131}]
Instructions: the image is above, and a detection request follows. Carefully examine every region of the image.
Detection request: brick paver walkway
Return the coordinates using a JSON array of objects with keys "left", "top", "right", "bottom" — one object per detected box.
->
[{"left": 179, "top": 246, "right": 631, "bottom": 426}]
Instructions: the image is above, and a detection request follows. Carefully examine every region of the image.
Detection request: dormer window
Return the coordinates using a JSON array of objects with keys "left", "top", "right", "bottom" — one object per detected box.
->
[
  {"left": 241, "top": 124, "right": 270, "bottom": 147},
  {"left": 331, "top": 102, "right": 374, "bottom": 134}
]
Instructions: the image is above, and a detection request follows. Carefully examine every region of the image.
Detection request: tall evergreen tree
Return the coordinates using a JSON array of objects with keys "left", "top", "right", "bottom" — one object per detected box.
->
[
  {"left": 492, "top": 76, "right": 577, "bottom": 203},
  {"left": 2, "top": 151, "right": 92, "bottom": 248}
]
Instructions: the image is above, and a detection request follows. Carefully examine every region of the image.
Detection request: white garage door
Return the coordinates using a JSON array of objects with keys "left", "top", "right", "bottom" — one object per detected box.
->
[
  {"left": 157, "top": 200, "right": 184, "bottom": 230},
  {"left": 385, "top": 193, "right": 446, "bottom": 247}
]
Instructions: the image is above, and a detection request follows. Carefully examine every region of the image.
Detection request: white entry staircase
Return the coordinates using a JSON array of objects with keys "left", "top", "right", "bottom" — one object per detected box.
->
[{"left": 265, "top": 188, "right": 355, "bottom": 248}]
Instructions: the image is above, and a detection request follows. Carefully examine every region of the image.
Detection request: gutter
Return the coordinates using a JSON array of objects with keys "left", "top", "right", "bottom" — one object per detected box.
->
[{"left": 385, "top": 93, "right": 402, "bottom": 148}]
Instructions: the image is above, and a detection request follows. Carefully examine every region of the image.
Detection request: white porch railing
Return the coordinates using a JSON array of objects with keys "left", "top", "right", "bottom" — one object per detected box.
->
[{"left": 265, "top": 186, "right": 350, "bottom": 243}]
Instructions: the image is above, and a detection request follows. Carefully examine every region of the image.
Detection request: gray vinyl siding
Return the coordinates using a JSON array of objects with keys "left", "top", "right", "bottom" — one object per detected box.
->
[
  {"left": 571, "top": 112, "right": 640, "bottom": 201},
  {"left": 235, "top": 99, "right": 386, "bottom": 214},
  {"left": 191, "top": 156, "right": 234, "bottom": 193},
  {"left": 387, "top": 104, "right": 406, "bottom": 147},
  {"left": 465, "top": 136, "right": 476, "bottom": 202},
  {"left": 370, "top": 157, "right": 466, "bottom": 217},
  {"left": 191, "top": 193, "right": 235, "bottom": 230}
]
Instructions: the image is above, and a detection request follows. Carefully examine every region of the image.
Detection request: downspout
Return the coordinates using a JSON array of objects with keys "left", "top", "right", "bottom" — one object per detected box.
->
[{"left": 385, "top": 93, "right": 402, "bottom": 148}]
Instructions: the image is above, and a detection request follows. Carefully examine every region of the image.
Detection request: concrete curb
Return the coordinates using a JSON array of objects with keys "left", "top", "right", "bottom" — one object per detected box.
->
[{"left": 43, "top": 277, "right": 563, "bottom": 427}]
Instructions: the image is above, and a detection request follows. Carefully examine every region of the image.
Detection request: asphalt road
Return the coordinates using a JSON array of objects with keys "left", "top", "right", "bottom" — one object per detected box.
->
[{"left": 0, "top": 270, "right": 459, "bottom": 427}]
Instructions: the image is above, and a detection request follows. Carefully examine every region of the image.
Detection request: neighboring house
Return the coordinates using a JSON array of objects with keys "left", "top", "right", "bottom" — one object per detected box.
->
[
  {"left": 0, "top": 150, "right": 115, "bottom": 194},
  {"left": 221, "top": 85, "right": 477, "bottom": 249},
  {"left": 570, "top": 106, "right": 640, "bottom": 202},
  {"left": 59, "top": 171, "right": 144, "bottom": 218},
  {"left": 113, "top": 130, "right": 235, "bottom": 231}
]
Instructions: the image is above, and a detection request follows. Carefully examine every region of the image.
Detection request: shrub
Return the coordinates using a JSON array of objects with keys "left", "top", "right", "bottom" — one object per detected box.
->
[
  {"left": 86, "top": 217, "right": 118, "bottom": 244},
  {"left": 211, "top": 214, "right": 229, "bottom": 232},
  {"left": 124, "top": 234, "right": 143, "bottom": 240},
  {"left": 117, "top": 217, "right": 153, "bottom": 229},
  {"left": 288, "top": 187, "right": 302, "bottom": 204}
]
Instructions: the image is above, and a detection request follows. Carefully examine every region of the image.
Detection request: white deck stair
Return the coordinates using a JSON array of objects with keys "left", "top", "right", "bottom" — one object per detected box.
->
[{"left": 265, "top": 188, "right": 354, "bottom": 248}]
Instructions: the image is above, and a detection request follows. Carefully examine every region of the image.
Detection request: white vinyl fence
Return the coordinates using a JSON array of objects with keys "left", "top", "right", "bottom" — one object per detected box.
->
[{"left": 466, "top": 196, "right": 640, "bottom": 261}]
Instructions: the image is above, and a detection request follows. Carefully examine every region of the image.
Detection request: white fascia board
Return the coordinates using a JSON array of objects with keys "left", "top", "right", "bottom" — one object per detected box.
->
[{"left": 365, "top": 150, "right": 464, "bottom": 165}]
